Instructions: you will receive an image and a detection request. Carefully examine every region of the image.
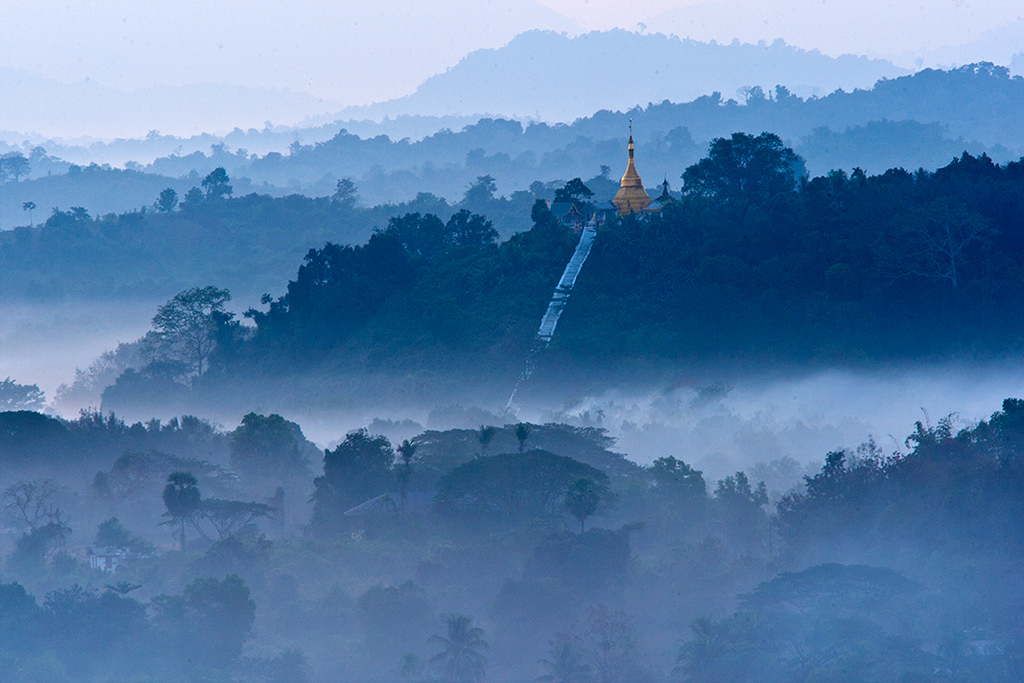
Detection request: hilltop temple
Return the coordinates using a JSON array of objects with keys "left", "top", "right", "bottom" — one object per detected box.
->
[{"left": 612, "top": 122, "right": 652, "bottom": 215}]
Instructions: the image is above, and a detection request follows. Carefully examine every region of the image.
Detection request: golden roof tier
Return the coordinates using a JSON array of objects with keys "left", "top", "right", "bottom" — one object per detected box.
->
[{"left": 612, "top": 120, "right": 651, "bottom": 215}]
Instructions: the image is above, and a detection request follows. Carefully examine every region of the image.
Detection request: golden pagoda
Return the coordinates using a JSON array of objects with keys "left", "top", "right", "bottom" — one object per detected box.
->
[{"left": 612, "top": 120, "right": 652, "bottom": 215}]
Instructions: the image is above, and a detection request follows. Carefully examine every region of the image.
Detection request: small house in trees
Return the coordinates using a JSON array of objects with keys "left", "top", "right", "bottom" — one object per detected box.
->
[
  {"left": 89, "top": 546, "right": 128, "bottom": 572},
  {"left": 549, "top": 201, "right": 587, "bottom": 231}
]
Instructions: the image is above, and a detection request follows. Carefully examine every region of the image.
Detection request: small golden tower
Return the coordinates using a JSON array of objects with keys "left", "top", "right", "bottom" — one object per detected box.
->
[{"left": 612, "top": 119, "right": 652, "bottom": 216}]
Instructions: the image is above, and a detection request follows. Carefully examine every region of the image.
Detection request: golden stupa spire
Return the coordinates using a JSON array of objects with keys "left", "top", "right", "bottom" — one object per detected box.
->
[{"left": 612, "top": 117, "right": 652, "bottom": 215}]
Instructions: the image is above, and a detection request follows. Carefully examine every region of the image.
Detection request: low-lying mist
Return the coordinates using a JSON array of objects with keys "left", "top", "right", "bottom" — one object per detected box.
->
[
  {"left": 0, "top": 300, "right": 155, "bottom": 399},
  {"left": 7, "top": 299, "right": 1021, "bottom": 496}
]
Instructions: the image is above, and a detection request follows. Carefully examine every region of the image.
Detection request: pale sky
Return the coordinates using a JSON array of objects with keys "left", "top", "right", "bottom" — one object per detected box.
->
[{"left": 0, "top": 0, "right": 1021, "bottom": 136}]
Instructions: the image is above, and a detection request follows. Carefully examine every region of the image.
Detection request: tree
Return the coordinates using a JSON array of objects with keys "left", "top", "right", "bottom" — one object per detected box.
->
[
  {"left": 463, "top": 175, "right": 497, "bottom": 209},
  {"left": 554, "top": 178, "right": 594, "bottom": 204},
  {"left": 180, "top": 186, "right": 205, "bottom": 209},
  {"left": 0, "top": 378, "right": 46, "bottom": 411},
  {"left": 94, "top": 518, "right": 155, "bottom": 555},
  {"left": 713, "top": 472, "right": 769, "bottom": 553},
  {"left": 182, "top": 575, "right": 256, "bottom": 668},
  {"left": 514, "top": 422, "right": 532, "bottom": 453},
  {"left": 682, "top": 132, "right": 803, "bottom": 203},
  {"left": 162, "top": 471, "right": 201, "bottom": 550},
  {"left": 2, "top": 154, "right": 30, "bottom": 182},
  {"left": 478, "top": 425, "right": 498, "bottom": 456},
  {"left": 396, "top": 439, "right": 417, "bottom": 515},
  {"left": 201, "top": 167, "right": 232, "bottom": 199},
  {"left": 197, "top": 498, "right": 274, "bottom": 540},
  {"left": 311, "top": 429, "right": 395, "bottom": 532},
  {"left": 22, "top": 201, "right": 35, "bottom": 227},
  {"left": 5, "top": 481, "right": 71, "bottom": 572},
  {"left": 230, "top": 412, "right": 310, "bottom": 480},
  {"left": 435, "top": 450, "right": 611, "bottom": 523},
  {"left": 889, "top": 197, "right": 992, "bottom": 288},
  {"left": 444, "top": 209, "right": 498, "bottom": 251},
  {"left": 382, "top": 210, "right": 496, "bottom": 258},
  {"left": 584, "top": 606, "right": 644, "bottom": 683},
  {"left": 3, "top": 480, "right": 61, "bottom": 530},
  {"left": 150, "top": 286, "right": 232, "bottom": 377},
  {"left": 155, "top": 188, "right": 178, "bottom": 212},
  {"left": 357, "top": 581, "right": 435, "bottom": 658},
  {"left": 429, "top": 615, "right": 488, "bottom": 683},
  {"left": 331, "top": 177, "right": 358, "bottom": 209},
  {"left": 538, "top": 632, "right": 593, "bottom": 683},
  {"left": 565, "top": 477, "right": 601, "bottom": 532},
  {"left": 649, "top": 457, "right": 707, "bottom": 517},
  {"left": 674, "top": 617, "right": 721, "bottom": 683}
]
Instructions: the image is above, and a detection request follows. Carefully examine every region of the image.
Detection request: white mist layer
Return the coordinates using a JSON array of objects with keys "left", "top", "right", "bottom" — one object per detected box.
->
[{"left": 0, "top": 301, "right": 155, "bottom": 404}]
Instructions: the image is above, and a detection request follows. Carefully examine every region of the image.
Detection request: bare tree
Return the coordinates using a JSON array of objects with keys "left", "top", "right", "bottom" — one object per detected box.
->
[
  {"left": 150, "top": 286, "right": 232, "bottom": 376},
  {"left": 889, "top": 198, "right": 992, "bottom": 289},
  {"left": 198, "top": 499, "right": 274, "bottom": 540},
  {"left": 3, "top": 480, "right": 62, "bottom": 530}
]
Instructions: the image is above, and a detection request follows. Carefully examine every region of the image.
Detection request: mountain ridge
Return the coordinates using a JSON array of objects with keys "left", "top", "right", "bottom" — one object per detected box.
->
[{"left": 334, "top": 29, "right": 908, "bottom": 122}]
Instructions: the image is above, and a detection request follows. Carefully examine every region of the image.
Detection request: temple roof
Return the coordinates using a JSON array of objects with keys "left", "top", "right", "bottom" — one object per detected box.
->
[{"left": 612, "top": 121, "right": 651, "bottom": 215}]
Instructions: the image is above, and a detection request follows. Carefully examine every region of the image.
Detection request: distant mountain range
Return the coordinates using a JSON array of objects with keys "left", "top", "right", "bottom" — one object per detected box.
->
[
  {"left": 0, "top": 30, "right": 907, "bottom": 145},
  {"left": 335, "top": 30, "right": 908, "bottom": 122},
  {"left": 0, "top": 67, "right": 342, "bottom": 140}
]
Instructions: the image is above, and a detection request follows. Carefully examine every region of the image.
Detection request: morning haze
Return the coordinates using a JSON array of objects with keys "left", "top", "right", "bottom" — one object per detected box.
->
[{"left": 0, "top": 1, "right": 1023, "bottom": 681}]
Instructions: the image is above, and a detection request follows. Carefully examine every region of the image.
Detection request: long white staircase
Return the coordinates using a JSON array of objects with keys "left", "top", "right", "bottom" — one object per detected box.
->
[{"left": 507, "top": 220, "right": 599, "bottom": 409}]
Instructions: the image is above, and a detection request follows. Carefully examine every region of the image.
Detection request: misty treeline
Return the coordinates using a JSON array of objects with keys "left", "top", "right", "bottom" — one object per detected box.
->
[
  {"left": 1, "top": 62, "right": 1022, "bottom": 231},
  {"left": 1, "top": 392, "right": 1024, "bottom": 681},
  {"left": 84, "top": 135, "right": 1024, "bottom": 417}
]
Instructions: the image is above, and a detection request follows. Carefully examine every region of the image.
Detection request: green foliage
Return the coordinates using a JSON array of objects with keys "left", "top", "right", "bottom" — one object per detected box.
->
[
  {"left": 230, "top": 412, "right": 311, "bottom": 480},
  {"left": 180, "top": 574, "right": 256, "bottom": 668},
  {"left": 434, "top": 449, "right": 609, "bottom": 524},
  {"left": 537, "top": 632, "right": 593, "bottom": 683},
  {"left": 564, "top": 478, "right": 601, "bottom": 532},
  {"left": 198, "top": 498, "right": 274, "bottom": 540},
  {"left": 0, "top": 378, "right": 46, "bottom": 411},
  {"left": 554, "top": 178, "right": 594, "bottom": 204},
  {"left": 650, "top": 456, "right": 706, "bottom": 498},
  {"left": 357, "top": 581, "right": 435, "bottom": 659},
  {"left": 428, "top": 614, "right": 487, "bottom": 683},
  {"left": 155, "top": 187, "right": 178, "bottom": 212},
  {"left": 162, "top": 471, "right": 201, "bottom": 549},
  {"left": 331, "top": 177, "right": 358, "bottom": 209},
  {"left": 150, "top": 285, "right": 232, "bottom": 377},
  {"left": 93, "top": 518, "right": 155, "bottom": 555},
  {"left": 0, "top": 412, "right": 68, "bottom": 465},
  {"left": 526, "top": 527, "right": 634, "bottom": 594},
  {"left": 381, "top": 209, "right": 497, "bottom": 259},
  {"left": 311, "top": 429, "right": 395, "bottom": 533},
  {"left": 201, "top": 167, "right": 233, "bottom": 199},
  {"left": 681, "top": 131, "right": 804, "bottom": 203},
  {"left": 675, "top": 565, "right": 927, "bottom": 683}
]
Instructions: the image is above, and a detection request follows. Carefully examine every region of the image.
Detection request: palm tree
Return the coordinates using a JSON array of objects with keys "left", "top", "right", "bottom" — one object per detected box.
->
[
  {"left": 514, "top": 423, "right": 532, "bottom": 453},
  {"left": 162, "top": 471, "right": 201, "bottom": 550},
  {"left": 429, "top": 614, "right": 488, "bottom": 683},
  {"left": 22, "top": 201, "right": 35, "bottom": 227},
  {"left": 536, "top": 635, "right": 592, "bottom": 683},
  {"left": 396, "top": 439, "right": 417, "bottom": 515},
  {"left": 478, "top": 425, "right": 497, "bottom": 457},
  {"left": 564, "top": 477, "right": 600, "bottom": 533},
  {"left": 674, "top": 616, "right": 718, "bottom": 682}
]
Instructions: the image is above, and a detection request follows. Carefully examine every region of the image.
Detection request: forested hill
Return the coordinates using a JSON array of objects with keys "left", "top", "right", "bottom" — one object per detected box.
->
[
  {"left": 96, "top": 135, "right": 1024, "bottom": 415},
  {"left": 2, "top": 63, "right": 1021, "bottom": 229},
  {"left": 142, "top": 63, "right": 1024, "bottom": 202},
  {"left": 342, "top": 29, "right": 905, "bottom": 122}
]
